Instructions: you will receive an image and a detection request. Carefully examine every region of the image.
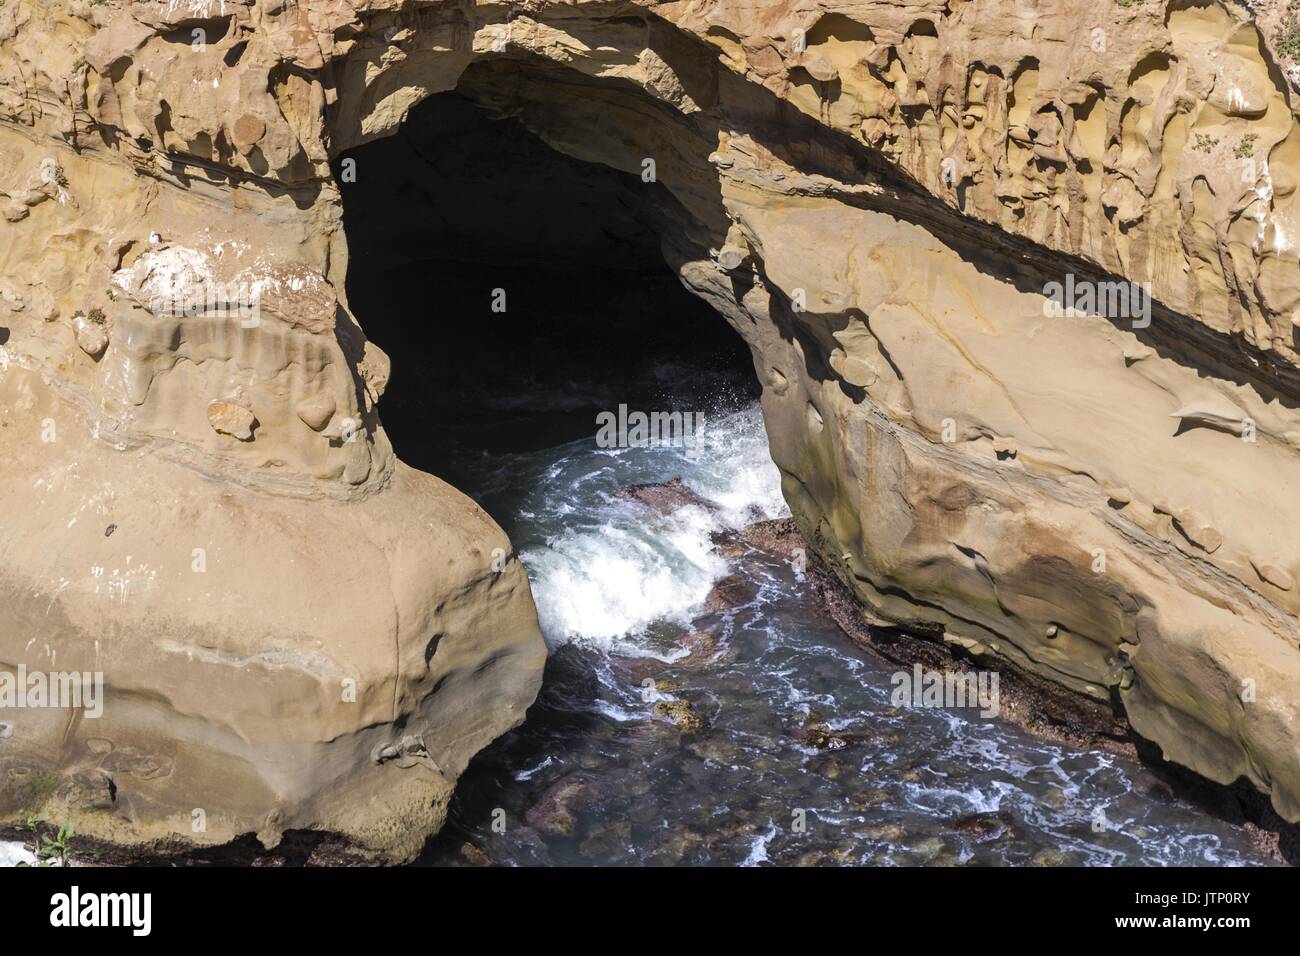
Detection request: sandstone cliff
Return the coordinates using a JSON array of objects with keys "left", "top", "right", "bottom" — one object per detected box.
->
[{"left": 2, "top": 0, "right": 1300, "bottom": 857}]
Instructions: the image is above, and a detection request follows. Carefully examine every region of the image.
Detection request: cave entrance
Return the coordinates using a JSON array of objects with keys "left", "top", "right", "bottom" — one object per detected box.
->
[{"left": 335, "top": 81, "right": 758, "bottom": 504}]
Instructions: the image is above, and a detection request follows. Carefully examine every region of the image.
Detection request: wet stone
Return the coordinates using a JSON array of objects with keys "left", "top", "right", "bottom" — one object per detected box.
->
[
  {"left": 523, "top": 774, "right": 592, "bottom": 837},
  {"left": 616, "top": 477, "right": 716, "bottom": 516},
  {"left": 949, "top": 811, "right": 1017, "bottom": 842},
  {"left": 652, "top": 699, "right": 706, "bottom": 734}
]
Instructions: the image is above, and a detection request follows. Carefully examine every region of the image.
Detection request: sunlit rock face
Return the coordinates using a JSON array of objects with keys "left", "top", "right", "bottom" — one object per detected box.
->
[{"left": 2, "top": 0, "right": 1300, "bottom": 858}]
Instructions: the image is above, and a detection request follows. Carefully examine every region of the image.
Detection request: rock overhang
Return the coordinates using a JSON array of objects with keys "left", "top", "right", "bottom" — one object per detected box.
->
[{"left": 2, "top": 0, "right": 1300, "bottom": 856}]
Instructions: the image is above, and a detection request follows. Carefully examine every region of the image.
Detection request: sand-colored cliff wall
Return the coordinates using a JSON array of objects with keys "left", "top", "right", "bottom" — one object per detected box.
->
[{"left": 3, "top": 0, "right": 1300, "bottom": 855}]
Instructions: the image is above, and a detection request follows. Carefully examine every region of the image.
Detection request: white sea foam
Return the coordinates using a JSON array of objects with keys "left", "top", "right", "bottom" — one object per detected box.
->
[
  {"left": 740, "top": 822, "right": 779, "bottom": 867},
  {"left": 525, "top": 507, "right": 729, "bottom": 648},
  {"left": 523, "top": 404, "right": 786, "bottom": 649},
  {"left": 684, "top": 404, "right": 789, "bottom": 525},
  {"left": 0, "top": 841, "right": 35, "bottom": 866}
]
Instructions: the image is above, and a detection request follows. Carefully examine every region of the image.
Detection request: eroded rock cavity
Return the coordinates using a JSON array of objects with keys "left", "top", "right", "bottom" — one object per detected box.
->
[{"left": 2, "top": 0, "right": 1300, "bottom": 859}]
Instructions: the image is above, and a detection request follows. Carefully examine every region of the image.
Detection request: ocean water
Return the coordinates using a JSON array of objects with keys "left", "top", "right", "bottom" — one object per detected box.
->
[{"left": 417, "top": 381, "right": 1277, "bottom": 867}]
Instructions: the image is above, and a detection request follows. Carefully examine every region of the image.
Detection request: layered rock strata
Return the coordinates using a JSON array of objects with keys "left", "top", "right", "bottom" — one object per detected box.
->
[{"left": 3, "top": 0, "right": 1300, "bottom": 855}]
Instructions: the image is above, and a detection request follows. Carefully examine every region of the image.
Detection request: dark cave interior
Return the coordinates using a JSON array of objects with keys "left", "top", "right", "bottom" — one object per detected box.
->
[{"left": 335, "top": 85, "right": 758, "bottom": 487}]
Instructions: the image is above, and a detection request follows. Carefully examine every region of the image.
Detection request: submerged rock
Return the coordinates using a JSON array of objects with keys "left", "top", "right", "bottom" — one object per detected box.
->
[
  {"left": 652, "top": 699, "right": 706, "bottom": 734},
  {"left": 674, "top": 626, "right": 726, "bottom": 667},
  {"left": 616, "top": 477, "right": 716, "bottom": 516},
  {"left": 802, "top": 723, "right": 851, "bottom": 751},
  {"left": 949, "top": 812, "right": 1020, "bottom": 843},
  {"left": 524, "top": 774, "right": 593, "bottom": 838},
  {"left": 701, "top": 574, "right": 756, "bottom": 615},
  {"left": 456, "top": 842, "right": 493, "bottom": 867}
]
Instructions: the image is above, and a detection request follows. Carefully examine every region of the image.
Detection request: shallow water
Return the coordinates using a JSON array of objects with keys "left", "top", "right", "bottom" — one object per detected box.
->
[{"left": 418, "top": 377, "right": 1274, "bottom": 867}]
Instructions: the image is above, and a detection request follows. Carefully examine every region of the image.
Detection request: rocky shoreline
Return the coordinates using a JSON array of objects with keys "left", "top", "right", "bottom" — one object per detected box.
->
[
  {"left": 7, "top": 502, "right": 1294, "bottom": 867},
  {"left": 5, "top": 0, "right": 1300, "bottom": 863},
  {"left": 750, "top": 519, "right": 1300, "bottom": 866}
]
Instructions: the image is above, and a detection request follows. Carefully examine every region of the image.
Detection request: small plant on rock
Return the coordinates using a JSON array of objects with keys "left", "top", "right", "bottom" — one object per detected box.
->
[
  {"left": 1280, "top": 18, "right": 1300, "bottom": 59},
  {"left": 14, "top": 811, "right": 77, "bottom": 867},
  {"left": 1234, "top": 132, "right": 1259, "bottom": 159}
]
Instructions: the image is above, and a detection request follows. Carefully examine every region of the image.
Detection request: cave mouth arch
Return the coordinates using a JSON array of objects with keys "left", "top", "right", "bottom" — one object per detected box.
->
[{"left": 334, "top": 75, "right": 760, "bottom": 502}]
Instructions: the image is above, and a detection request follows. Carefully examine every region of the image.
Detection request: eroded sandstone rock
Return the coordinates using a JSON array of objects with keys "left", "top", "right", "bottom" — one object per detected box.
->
[
  {"left": 3, "top": 0, "right": 1300, "bottom": 857},
  {"left": 295, "top": 391, "right": 337, "bottom": 431},
  {"left": 206, "top": 398, "right": 256, "bottom": 441},
  {"left": 71, "top": 311, "right": 108, "bottom": 358}
]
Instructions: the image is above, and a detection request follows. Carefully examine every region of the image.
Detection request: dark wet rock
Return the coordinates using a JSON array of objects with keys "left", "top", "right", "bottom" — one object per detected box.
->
[
  {"left": 800, "top": 718, "right": 880, "bottom": 751},
  {"left": 578, "top": 820, "right": 632, "bottom": 860},
  {"left": 652, "top": 699, "right": 706, "bottom": 734},
  {"left": 645, "top": 677, "right": 682, "bottom": 695},
  {"left": 1040, "top": 786, "right": 1068, "bottom": 809},
  {"left": 710, "top": 516, "right": 806, "bottom": 560},
  {"left": 627, "top": 798, "right": 665, "bottom": 827},
  {"left": 492, "top": 826, "right": 554, "bottom": 866},
  {"left": 700, "top": 573, "right": 756, "bottom": 615},
  {"left": 795, "top": 849, "right": 837, "bottom": 866},
  {"left": 686, "top": 736, "right": 740, "bottom": 763},
  {"left": 1026, "top": 847, "right": 1084, "bottom": 866},
  {"left": 607, "top": 653, "right": 669, "bottom": 687},
  {"left": 809, "top": 754, "right": 852, "bottom": 780},
  {"left": 906, "top": 835, "right": 948, "bottom": 861},
  {"left": 524, "top": 774, "right": 592, "bottom": 837},
  {"left": 860, "top": 823, "right": 908, "bottom": 844},
  {"left": 584, "top": 767, "right": 654, "bottom": 802},
  {"left": 803, "top": 722, "right": 851, "bottom": 751},
  {"left": 456, "top": 841, "right": 492, "bottom": 866},
  {"left": 949, "top": 811, "right": 1018, "bottom": 843},
  {"left": 577, "top": 751, "right": 615, "bottom": 771},
  {"left": 850, "top": 787, "right": 892, "bottom": 808},
  {"left": 675, "top": 625, "right": 724, "bottom": 666},
  {"left": 616, "top": 477, "right": 716, "bottom": 516},
  {"left": 710, "top": 531, "right": 748, "bottom": 558},
  {"left": 1144, "top": 781, "right": 1177, "bottom": 804},
  {"left": 749, "top": 754, "right": 778, "bottom": 773},
  {"left": 738, "top": 517, "right": 805, "bottom": 560},
  {"left": 644, "top": 827, "right": 712, "bottom": 865}
]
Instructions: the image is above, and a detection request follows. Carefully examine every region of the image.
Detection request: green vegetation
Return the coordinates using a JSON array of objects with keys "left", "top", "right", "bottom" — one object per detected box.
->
[
  {"left": 1192, "top": 132, "right": 1219, "bottom": 153},
  {"left": 1234, "top": 133, "right": 1259, "bottom": 160},
  {"left": 14, "top": 811, "right": 77, "bottom": 867},
  {"left": 1279, "top": 18, "right": 1300, "bottom": 59}
]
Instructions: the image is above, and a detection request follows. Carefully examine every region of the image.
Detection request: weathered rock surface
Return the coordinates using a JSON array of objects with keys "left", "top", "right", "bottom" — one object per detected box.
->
[
  {"left": 617, "top": 477, "right": 717, "bottom": 515},
  {"left": 0, "top": 357, "right": 546, "bottom": 861},
  {"left": 3, "top": 0, "right": 1300, "bottom": 856}
]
